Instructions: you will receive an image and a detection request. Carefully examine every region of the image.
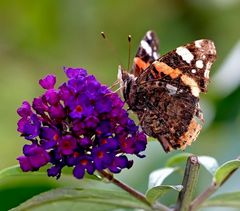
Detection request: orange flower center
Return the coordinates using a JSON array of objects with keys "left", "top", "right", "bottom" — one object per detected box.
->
[
  {"left": 73, "top": 152, "right": 80, "bottom": 158},
  {"left": 97, "top": 151, "right": 104, "bottom": 158},
  {"left": 75, "top": 105, "right": 83, "bottom": 112},
  {"left": 53, "top": 134, "right": 59, "bottom": 141},
  {"left": 101, "top": 139, "right": 107, "bottom": 144},
  {"left": 81, "top": 159, "right": 88, "bottom": 166},
  {"left": 63, "top": 141, "right": 71, "bottom": 148}
]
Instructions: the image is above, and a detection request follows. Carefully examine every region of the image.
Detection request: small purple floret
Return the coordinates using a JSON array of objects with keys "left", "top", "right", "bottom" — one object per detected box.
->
[
  {"left": 64, "top": 67, "right": 87, "bottom": 79},
  {"left": 18, "top": 144, "right": 50, "bottom": 171},
  {"left": 17, "top": 67, "right": 147, "bottom": 179},
  {"left": 17, "top": 101, "right": 32, "bottom": 117},
  {"left": 39, "top": 74, "right": 56, "bottom": 90}
]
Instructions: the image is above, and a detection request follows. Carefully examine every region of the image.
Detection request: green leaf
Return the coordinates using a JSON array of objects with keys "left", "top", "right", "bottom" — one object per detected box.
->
[
  {"left": 0, "top": 165, "right": 58, "bottom": 210},
  {"left": 166, "top": 154, "right": 219, "bottom": 175},
  {"left": 11, "top": 188, "right": 152, "bottom": 211},
  {"left": 148, "top": 167, "right": 178, "bottom": 189},
  {"left": 0, "top": 165, "right": 59, "bottom": 180},
  {"left": 0, "top": 165, "right": 100, "bottom": 210},
  {"left": 0, "top": 165, "right": 99, "bottom": 181},
  {"left": 165, "top": 153, "right": 191, "bottom": 167},
  {"left": 198, "top": 156, "right": 219, "bottom": 175},
  {"left": 202, "top": 192, "right": 240, "bottom": 208},
  {"left": 0, "top": 165, "right": 45, "bottom": 180},
  {"left": 146, "top": 185, "right": 183, "bottom": 204},
  {"left": 214, "top": 159, "right": 240, "bottom": 185}
]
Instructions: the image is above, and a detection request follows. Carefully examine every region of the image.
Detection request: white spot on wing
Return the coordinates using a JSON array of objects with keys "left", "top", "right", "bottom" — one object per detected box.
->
[
  {"left": 191, "top": 69, "right": 196, "bottom": 73},
  {"left": 166, "top": 84, "right": 178, "bottom": 95},
  {"left": 176, "top": 47, "right": 194, "bottom": 64},
  {"left": 153, "top": 52, "right": 159, "bottom": 60},
  {"left": 141, "top": 40, "right": 152, "bottom": 55},
  {"left": 191, "top": 87, "right": 200, "bottom": 97},
  {"left": 195, "top": 40, "right": 203, "bottom": 48},
  {"left": 204, "top": 62, "right": 212, "bottom": 79},
  {"left": 206, "top": 62, "right": 212, "bottom": 70},
  {"left": 196, "top": 60, "right": 204, "bottom": 69},
  {"left": 146, "top": 31, "right": 152, "bottom": 40},
  {"left": 204, "top": 69, "right": 210, "bottom": 78}
]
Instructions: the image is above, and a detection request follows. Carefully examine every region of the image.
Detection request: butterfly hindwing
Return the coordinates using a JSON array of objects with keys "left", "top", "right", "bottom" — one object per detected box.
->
[{"left": 135, "top": 78, "right": 201, "bottom": 152}]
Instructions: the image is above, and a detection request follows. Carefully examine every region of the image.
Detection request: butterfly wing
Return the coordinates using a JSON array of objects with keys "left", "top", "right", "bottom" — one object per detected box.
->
[
  {"left": 138, "top": 39, "right": 216, "bottom": 92},
  {"left": 135, "top": 78, "right": 201, "bottom": 152},
  {"left": 131, "top": 31, "right": 160, "bottom": 77},
  {"left": 133, "top": 39, "right": 216, "bottom": 152}
]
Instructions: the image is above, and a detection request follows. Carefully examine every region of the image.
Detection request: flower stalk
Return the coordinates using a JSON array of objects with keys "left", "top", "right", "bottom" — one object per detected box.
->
[
  {"left": 98, "top": 170, "right": 150, "bottom": 206},
  {"left": 189, "top": 183, "right": 217, "bottom": 211},
  {"left": 98, "top": 170, "right": 170, "bottom": 211}
]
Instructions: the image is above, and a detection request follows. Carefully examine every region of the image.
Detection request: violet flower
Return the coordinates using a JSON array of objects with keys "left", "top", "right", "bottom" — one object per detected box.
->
[{"left": 17, "top": 67, "right": 147, "bottom": 179}]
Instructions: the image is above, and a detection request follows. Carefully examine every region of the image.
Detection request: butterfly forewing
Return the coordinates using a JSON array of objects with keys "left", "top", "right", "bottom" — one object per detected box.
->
[
  {"left": 158, "top": 39, "right": 216, "bottom": 92},
  {"left": 131, "top": 31, "right": 160, "bottom": 77}
]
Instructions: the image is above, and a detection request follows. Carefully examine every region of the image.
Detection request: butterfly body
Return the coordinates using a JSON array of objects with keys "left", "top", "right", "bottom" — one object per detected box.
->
[{"left": 118, "top": 31, "right": 216, "bottom": 152}]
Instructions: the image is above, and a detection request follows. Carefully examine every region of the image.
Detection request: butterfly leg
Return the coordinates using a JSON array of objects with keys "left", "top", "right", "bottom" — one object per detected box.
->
[
  {"left": 196, "top": 103, "right": 204, "bottom": 123},
  {"left": 109, "top": 79, "right": 120, "bottom": 89}
]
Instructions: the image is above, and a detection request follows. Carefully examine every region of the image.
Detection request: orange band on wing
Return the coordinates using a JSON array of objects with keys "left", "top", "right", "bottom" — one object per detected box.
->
[
  {"left": 153, "top": 62, "right": 182, "bottom": 79},
  {"left": 153, "top": 62, "right": 200, "bottom": 97},
  {"left": 180, "top": 75, "right": 200, "bottom": 97},
  {"left": 134, "top": 57, "right": 149, "bottom": 70},
  {"left": 178, "top": 118, "right": 202, "bottom": 150}
]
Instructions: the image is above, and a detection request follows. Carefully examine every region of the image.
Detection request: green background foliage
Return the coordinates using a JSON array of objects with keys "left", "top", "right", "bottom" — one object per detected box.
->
[{"left": 0, "top": 0, "right": 240, "bottom": 209}]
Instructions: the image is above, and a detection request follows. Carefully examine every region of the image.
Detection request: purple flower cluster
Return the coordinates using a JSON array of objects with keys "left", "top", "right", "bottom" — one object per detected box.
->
[{"left": 17, "top": 67, "right": 147, "bottom": 179}]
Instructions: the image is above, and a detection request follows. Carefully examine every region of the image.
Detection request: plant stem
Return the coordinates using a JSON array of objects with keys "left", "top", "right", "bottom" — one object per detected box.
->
[
  {"left": 190, "top": 156, "right": 240, "bottom": 211},
  {"left": 98, "top": 170, "right": 171, "bottom": 211},
  {"left": 175, "top": 155, "right": 200, "bottom": 211},
  {"left": 189, "top": 182, "right": 217, "bottom": 211}
]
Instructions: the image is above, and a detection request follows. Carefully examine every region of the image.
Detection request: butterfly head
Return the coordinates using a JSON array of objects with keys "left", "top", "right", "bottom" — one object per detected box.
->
[{"left": 117, "top": 65, "right": 136, "bottom": 102}]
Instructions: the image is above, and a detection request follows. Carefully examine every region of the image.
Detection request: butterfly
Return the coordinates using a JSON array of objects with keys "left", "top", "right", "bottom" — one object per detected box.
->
[{"left": 118, "top": 31, "right": 217, "bottom": 152}]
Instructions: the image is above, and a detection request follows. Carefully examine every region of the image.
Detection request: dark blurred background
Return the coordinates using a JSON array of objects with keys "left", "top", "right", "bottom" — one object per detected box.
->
[{"left": 0, "top": 0, "right": 240, "bottom": 208}]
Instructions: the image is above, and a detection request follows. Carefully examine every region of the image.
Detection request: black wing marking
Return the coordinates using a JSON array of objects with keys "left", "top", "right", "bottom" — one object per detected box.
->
[
  {"left": 158, "top": 39, "right": 216, "bottom": 92},
  {"left": 131, "top": 31, "right": 160, "bottom": 76}
]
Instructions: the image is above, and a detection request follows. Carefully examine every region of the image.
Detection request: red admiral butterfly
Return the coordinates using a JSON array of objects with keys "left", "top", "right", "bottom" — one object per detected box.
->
[{"left": 118, "top": 31, "right": 217, "bottom": 152}]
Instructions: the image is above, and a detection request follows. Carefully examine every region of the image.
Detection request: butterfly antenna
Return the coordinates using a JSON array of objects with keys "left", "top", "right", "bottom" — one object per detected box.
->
[
  {"left": 127, "top": 35, "right": 132, "bottom": 71},
  {"left": 100, "top": 32, "right": 123, "bottom": 68}
]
